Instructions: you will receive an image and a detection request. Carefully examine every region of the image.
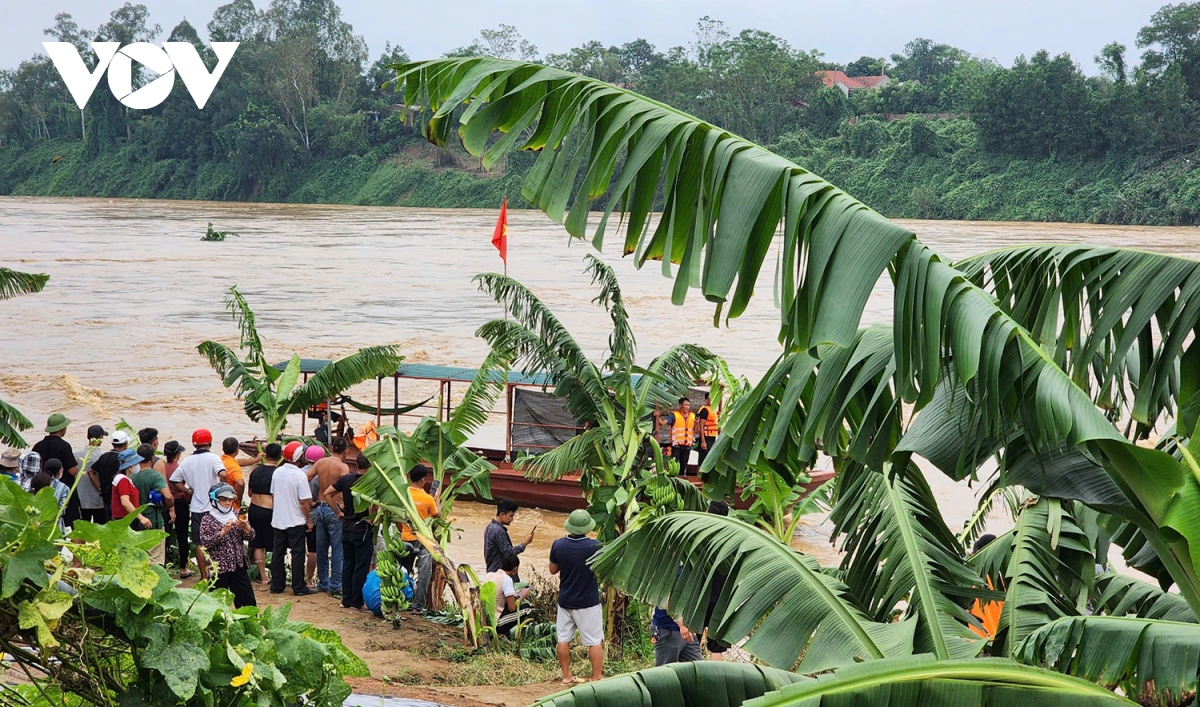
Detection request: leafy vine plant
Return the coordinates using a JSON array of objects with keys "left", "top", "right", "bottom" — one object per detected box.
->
[{"left": 0, "top": 478, "right": 355, "bottom": 706}]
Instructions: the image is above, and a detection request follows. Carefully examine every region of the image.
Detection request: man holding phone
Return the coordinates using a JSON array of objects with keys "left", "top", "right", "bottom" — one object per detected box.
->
[{"left": 484, "top": 499, "right": 536, "bottom": 583}]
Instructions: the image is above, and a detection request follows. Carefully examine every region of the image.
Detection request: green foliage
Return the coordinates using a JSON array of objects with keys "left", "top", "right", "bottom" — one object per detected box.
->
[
  {"left": 198, "top": 285, "right": 403, "bottom": 442},
  {"left": 6, "top": 3, "right": 1200, "bottom": 222},
  {"left": 201, "top": 222, "right": 238, "bottom": 241},
  {"left": 1015, "top": 616, "right": 1200, "bottom": 707},
  {"left": 0, "top": 477, "right": 351, "bottom": 706},
  {"left": 473, "top": 256, "right": 723, "bottom": 540},
  {"left": 0, "top": 266, "right": 47, "bottom": 446},
  {"left": 531, "top": 661, "right": 808, "bottom": 707},
  {"left": 770, "top": 117, "right": 1200, "bottom": 224}
]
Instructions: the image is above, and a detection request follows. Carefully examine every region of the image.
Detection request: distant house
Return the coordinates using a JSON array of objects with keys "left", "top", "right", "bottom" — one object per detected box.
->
[{"left": 819, "top": 70, "right": 891, "bottom": 96}]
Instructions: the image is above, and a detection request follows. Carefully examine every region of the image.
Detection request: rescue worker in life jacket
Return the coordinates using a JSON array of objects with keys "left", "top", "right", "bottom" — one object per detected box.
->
[
  {"left": 656, "top": 397, "right": 701, "bottom": 474},
  {"left": 695, "top": 393, "right": 719, "bottom": 469}
]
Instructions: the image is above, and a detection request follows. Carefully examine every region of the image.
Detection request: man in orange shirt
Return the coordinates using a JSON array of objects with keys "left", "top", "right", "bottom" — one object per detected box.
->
[
  {"left": 401, "top": 465, "right": 438, "bottom": 612},
  {"left": 220, "top": 437, "right": 260, "bottom": 508}
]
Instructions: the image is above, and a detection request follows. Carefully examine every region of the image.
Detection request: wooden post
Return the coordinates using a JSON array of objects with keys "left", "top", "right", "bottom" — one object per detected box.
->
[
  {"left": 393, "top": 375, "right": 399, "bottom": 428},
  {"left": 376, "top": 377, "right": 382, "bottom": 427},
  {"left": 301, "top": 373, "right": 308, "bottom": 436},
  {"left": 504, "top": 384, "right": 514, "bottom": 463}
]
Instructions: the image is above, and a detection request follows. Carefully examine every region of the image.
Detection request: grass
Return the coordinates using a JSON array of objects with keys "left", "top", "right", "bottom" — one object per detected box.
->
[{"left": 397, "top": 647, "right": 652, "bottom": 687}]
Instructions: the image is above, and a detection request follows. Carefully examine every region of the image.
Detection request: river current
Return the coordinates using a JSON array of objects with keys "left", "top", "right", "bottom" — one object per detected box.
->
[{"left": 2, "top": 196, "right": 1198, "bottom": 557}]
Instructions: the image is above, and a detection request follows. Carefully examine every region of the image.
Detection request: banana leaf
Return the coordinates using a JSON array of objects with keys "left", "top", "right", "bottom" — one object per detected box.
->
[
  {"left": 532, "top": 661, "right": 806, "bottom": 707},
  {"left": 1014, "top": 615, "right": 1200, "bottom": 707},
  {"left": 591, "top": 511, "right": 916, "bottom": 671}
]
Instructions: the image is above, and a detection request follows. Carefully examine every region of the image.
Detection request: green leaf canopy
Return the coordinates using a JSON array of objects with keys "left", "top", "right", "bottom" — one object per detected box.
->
[
  {"left": 591, "top": 511, "right": 916, "bottom": 671},
  {"left": 1015, "top": 616, "right": 1200, "bottom": 707},
  {"left": 393, "top": 57, "right": 1200, "bottom": 613},
  {"left": 532, "top": 661, "right": 806, "bottom": 707},
  {"left": 533, "top": 656, "right": 1134, "bottom": 707}
]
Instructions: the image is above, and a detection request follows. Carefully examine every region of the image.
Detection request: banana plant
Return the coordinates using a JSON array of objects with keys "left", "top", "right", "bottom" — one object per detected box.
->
[
  {"left": 405, "top": 344, "right": 512, "bottom": 546},
  {"left": 532, "top": 656, "right": 1133, "bottom": 707},
  {"left": 394, "top": 57, "right": 1200, "bottom": 702},
  {"left": 0, "top": 267, "right": 48, "bottom": 447},
  {"left": 198, "top": 285, "right": 404, "bottom": 443},
  {"left": 474, "top": 254, "right": 722, "bottom": 541},
  {"left": 354, "top": 430, "right": 481, "bottom": 647}
]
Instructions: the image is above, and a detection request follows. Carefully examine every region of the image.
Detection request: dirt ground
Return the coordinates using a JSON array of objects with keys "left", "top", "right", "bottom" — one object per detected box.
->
[
  {"left": 249, "top": 584, "right": 562, "bottom": 707},
  {"left": 228, "top": 500, "right": 584, "bottom": 707}
]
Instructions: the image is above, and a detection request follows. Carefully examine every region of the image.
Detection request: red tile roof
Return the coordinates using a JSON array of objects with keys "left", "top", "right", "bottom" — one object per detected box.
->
[{"left": 820, "top": 70, "right": 888, "bottom": 90}]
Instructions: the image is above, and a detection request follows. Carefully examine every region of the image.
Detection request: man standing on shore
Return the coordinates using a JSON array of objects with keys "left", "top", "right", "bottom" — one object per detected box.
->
[
  {"left": 131, "top": 443, "right": 173, "bottom": 565},
  {"left": 312, "top": 437, "right": 351, "bottom": 596},
  {"left": 270, "top": 441, "right": 316, "bottom": 596},
  {"left": 169, "top": 429, "right": 226, "bottom": 582},
  {"left": 91, "top": 431, "right": 132, "bottom": 522},
  {"left": 484, "top": 499, "right": 535, "bottom": 580},
  {"left": 401, "top": 465, "right": 438, "bottom": 611},
  {"left": 71, "top": 425, "right": 108, "bottom": 526},
  {"left": 549, "top": 509, "right": 604, "bottom": 685},
  {"left": 325, "top": 453, "right": 374, "bottom": 611},
  {"left": 32, "top": 413, "right": 78, "bottom": 510}
]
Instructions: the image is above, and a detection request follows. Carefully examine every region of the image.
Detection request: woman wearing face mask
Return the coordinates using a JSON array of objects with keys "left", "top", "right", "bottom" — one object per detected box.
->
[{"left": 199, "top": 484, "right": 256, "bottom": 608}]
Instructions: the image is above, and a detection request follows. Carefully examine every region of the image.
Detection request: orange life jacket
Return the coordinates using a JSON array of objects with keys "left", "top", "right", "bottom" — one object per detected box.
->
[
  {"left": 670, "top": 411, "right": 696, "bottom": 447},
  {"left": 353, "top": 420, "right": 379, "bottom": 450},
  {"left": 699, "top": 404, "right": 719, "bottom": 437}
]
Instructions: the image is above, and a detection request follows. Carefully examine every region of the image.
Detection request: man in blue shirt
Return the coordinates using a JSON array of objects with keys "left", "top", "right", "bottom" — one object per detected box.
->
[
  {"left": 548, "top": 509, "right": 604, "bottom": 685},
  {"left": 652, "top": 607, "right": 702, "bottom": 665}
]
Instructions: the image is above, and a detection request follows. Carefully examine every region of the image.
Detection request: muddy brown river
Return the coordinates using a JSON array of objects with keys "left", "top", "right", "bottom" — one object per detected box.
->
[{"left": 3, "top": 196, "right": 1198, "bottom": 569}]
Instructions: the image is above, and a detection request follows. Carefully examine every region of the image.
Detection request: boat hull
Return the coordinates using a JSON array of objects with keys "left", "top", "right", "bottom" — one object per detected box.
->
[{"left": 464, "top": 451, "right": 835, "bottom": 513}]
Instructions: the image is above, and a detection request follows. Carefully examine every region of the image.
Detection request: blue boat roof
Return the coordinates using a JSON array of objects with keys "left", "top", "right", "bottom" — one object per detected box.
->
[{"left": 276, "top": 359, "right": 552, "bottom": 386}]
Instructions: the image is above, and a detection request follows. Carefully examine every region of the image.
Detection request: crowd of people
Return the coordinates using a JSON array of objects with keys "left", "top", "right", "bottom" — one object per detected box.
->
[{"left": 5, "top": 410, "right": 732, "bottom": 684}]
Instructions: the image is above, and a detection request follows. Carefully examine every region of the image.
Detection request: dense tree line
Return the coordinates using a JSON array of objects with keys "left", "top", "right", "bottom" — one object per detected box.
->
[{"left": 2, "top": 0, "right": 1200, "bottom": 222}]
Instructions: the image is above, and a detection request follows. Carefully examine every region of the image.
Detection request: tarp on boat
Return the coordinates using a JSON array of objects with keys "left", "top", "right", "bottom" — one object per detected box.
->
[{"left": 510, "top": 388, "right": 580, "bottom": 455}]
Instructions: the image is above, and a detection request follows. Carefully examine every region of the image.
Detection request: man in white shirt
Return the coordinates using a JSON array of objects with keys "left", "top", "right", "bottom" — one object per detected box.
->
[
  {"left": 481, "top": 555, "right": 532, "bottom": 636},
  {"left": 168, "top": 429, "right": 227, "bottom": 582},
  {"left": 270, "top": 441, "right": 316, "bottom": 596}
]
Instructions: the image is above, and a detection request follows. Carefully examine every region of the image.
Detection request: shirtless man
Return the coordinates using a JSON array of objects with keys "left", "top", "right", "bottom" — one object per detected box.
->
[{"left": 310, "top": 437, "right": 353, "bottom": 596}]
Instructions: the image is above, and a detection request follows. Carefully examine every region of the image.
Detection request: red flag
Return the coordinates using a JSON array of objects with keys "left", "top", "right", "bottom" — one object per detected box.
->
[{"left": 491, "top": 196, "right": 508, "bottom": 264}]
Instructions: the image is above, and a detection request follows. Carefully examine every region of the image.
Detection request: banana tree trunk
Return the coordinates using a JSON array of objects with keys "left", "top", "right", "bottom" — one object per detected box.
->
[{"left": 413, "top": 532, "right": 479, "bottom": 647}]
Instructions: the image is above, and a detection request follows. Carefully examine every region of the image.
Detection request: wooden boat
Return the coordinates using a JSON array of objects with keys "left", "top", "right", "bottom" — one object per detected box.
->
[{"left": 280, "top": 359, "right": 834, "bottom": 513}]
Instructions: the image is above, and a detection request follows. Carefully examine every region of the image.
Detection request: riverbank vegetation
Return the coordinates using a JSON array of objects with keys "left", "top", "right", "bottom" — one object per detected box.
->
[
  {"left": 4, "top": 1, "right": 1200, "bottom": 223},
  {"left": 0, "top": 478, "right": 356, "bottom": 706},
  {"left": 398, "top": 55, "right": 1200, "bottom": 707}
]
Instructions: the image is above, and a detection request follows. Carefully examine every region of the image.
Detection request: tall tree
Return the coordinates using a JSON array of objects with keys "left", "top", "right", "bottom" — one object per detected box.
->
[
  {"left": 890, "top": 38, "right": 967, "bottom": 82},
  {"left": 1137, "top": 1, "right": 1200, "bottom": 94}
]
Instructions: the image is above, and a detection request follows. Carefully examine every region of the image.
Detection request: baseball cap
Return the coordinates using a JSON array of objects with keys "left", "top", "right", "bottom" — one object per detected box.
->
[
  {"left": 192, "top": 429, "right": 213, "bottom": 447},
  {"left": 111, "top": 430, "right": 132, "bottom": 446},
  {"left": 283, "top": 441, "right": 304, "bottom": 464},
  {"left": 87, "top": 424, "right": 107, "bottom": 440},
  {"left": 163, "top": 440, "right": 184, "bottom": 456},
  {"left": 0, "top": 449, "right": 20, "bottom": 469}
]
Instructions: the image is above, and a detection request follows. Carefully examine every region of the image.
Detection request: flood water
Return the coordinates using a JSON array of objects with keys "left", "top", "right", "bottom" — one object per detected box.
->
[{"left": 3, "top": 196, "right": 1199, "bottom": 567}]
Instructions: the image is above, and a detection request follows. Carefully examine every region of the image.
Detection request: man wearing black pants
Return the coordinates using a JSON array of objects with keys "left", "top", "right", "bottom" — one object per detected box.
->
[
  {"left": 270, "top": 442, "right": 316, "bottom": 596},
  {"left": 326, "top": 454, "right": 374, "bottom": 610}
]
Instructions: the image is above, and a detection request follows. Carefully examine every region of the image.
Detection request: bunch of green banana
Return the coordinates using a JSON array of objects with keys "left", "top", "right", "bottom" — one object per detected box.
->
[
  {"left": 646, "top": 475, "right": 682, "bottom": 510},
  {"left": 375, "top": 524, "right": 410, "bottom": 613}
]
